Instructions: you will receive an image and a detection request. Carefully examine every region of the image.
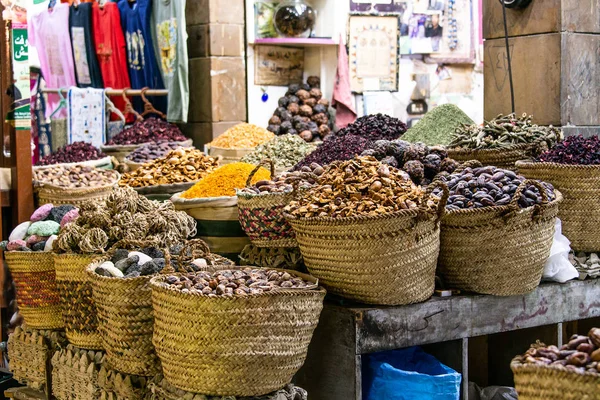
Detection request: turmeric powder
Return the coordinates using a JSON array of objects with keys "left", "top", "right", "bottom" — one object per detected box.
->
[{"left": 181, "top": 163, "right": 271, "bottom": 198}]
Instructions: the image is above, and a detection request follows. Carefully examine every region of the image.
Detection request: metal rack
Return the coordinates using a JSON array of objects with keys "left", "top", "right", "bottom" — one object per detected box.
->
[{"left": 40, "top": 88, "right": 169, "bottom": 96}]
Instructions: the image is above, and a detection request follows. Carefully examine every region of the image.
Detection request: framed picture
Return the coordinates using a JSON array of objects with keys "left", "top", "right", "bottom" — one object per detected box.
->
[
  {"left": 348, "top": 15, "right": 399, "bottom": 93},
  {"left": 425, "top": 0, "right": 476, "bottom": 63},
  {"left": 254, "top": 45, "right": 304, "bottom": 86}
]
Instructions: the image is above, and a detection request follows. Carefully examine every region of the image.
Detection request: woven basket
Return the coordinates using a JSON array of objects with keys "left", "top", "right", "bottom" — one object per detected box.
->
[
  {"left": 516, "top": 160, "right": 600, "bottom": 252},
  {"left": 446, "top": 142, "right": 541, "bottom": 170},
  {"left": 36, "top": 180, "right": 119, "bottom": 206},
  {"left": 438, "top": 179, "right": 562, "bottom": 296},
  {"left": 5, "top": 252, "right": 63, "bottom": 329},
  {"left": 97, "top": 364, "right": 150, "bottom": 400},
  {"left": 51, "top": 345, "right": 104, "bottom": 400},
  {"left": 237, "top": 160, "right": 297, "bottom": 248},
  {"left": 86, "top": 240, "right": 171, "bottom": 376},
  {"left": 511, "top": 356, "right": 600, "bottom": 400},
  {"left": 54, "top": 253, "right": 103, "bottom": 350},
  {"left": 150, "top": 269, "right": 325, "bottom": 396},
  {"left": 285, "top": 184, "right": 448, "bottom": 306}
]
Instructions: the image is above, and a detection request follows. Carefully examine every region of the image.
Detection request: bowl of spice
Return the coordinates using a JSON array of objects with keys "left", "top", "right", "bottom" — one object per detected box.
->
[
  {"left": 516, "top": 135, "right": 600, "bottom": 252},
  {"left": 241, "top": 134, "right": 317, "bottom": 173},
  {"left": 207, "top": 123, "right": 274, "bottom": 165},
  {"left": 35, "top": 142, "right": 112, "bottom": 169}
]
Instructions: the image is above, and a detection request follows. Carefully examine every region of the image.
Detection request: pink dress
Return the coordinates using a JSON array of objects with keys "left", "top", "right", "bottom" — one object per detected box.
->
[{"left": 28, "top": 3, "right": 77, "bottom": 118}]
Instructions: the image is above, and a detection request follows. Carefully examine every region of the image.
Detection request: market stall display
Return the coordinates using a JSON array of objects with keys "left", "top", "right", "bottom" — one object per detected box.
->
[
  {"left": 401, "top": 104, "right": 474, "bottom": 146},
  {"left": 241, "top": 134, "right": 317, "bottom": 172},
  {"left": 35, "top": 142, "right": 111, "bottom": 168},
  {"left": 149, "top": 267, "right": 325, "bottom": 396},
  {"left": 517, "top": 135, "right": 600, "bottom": 252},
  {"left": 435, "top": 163, "right": 561, "bottom": 295},
  {"left": 285, "top": 156, "right": 447, "bottom": 305},
  {"left": 124, "top": 141, "right": 194, "bottom": 171},
  {"left": 267, "top": 77, "right": 331, "bottom": 143},
  {"left": 511, "top": 328, "right": 600, "bottom": 399},
  {"left": 447, "top": 113, "right": 562, "bottom": 169},
  {"left": 51, "top": 345, "right": 105, "bottom": 400},
  {"left": 207, "top": 124, "right": 274, "bottom": 164}
]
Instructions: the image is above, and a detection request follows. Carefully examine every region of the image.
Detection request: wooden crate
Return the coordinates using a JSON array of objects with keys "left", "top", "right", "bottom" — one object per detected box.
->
[{"left": 484, "top": 32, "right": 600, "bottom": 126}]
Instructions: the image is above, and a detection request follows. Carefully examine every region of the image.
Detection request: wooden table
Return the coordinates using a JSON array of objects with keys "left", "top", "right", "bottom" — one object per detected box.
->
[{"left": 294, "top": 279, "right": 600, "bottom": 400}]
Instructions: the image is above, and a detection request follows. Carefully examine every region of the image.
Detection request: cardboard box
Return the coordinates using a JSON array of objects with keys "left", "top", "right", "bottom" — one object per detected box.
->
[
  {"left": 188, "top": 57, "right": 247, "bottom": 123},
  {"left": 186, "top": 0, "right": 244, "bottom": 25},
  {"left": 484, "top": 32, "right": 599, "bottom": 126},
  {"left": 483, "top": 0, "right": 600, "bottom": 39},
  {"left": 179, "top": 121, "right": 243, "bottom": 147},
  {"left": 187, "top": 24, "right": 244, "bottom": 58}
]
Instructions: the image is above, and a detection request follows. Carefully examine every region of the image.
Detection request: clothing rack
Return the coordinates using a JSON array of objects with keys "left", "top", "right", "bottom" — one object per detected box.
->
[{"left": 41, "top": 88, "right": 169, "bottom": 96}]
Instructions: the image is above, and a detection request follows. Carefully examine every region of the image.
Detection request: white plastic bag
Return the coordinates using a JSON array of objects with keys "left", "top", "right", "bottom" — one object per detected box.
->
[{"left": 542, "top": 219, "right": 578, "bottom": 283}]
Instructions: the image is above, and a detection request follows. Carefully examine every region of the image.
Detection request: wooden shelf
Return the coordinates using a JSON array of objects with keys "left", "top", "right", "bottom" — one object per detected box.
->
[{"left": 251, "top": 37, "right": 337, "bottom": 47}]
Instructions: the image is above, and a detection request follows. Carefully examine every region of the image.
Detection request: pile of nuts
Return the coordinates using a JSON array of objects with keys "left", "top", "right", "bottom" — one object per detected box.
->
[
  {"left": 518, "top": 328, "right": 600, "bottom": 374},
  {"left": 436, "top": 166, "right": 555, "bottom": 210},
  {"left": 160, "top": 268, "right": 314, "bottom": 296},
  {"left": 119, "top": 148, "right": 218, "bottom": 188},
  {"left": 34, "top": 165, "right": 119, "bottom": 189},
  {"left": 285, "top": 156, "right": 436, "bottom": 218},
  {"left": 125, "top": 142, "right": 193, "bottom": 164},
  {"left": 238, "top": 163, "right": 323, "bottom": 196},
  {"left": 36, "top": 142, "right": 107, "bottom": 166}
]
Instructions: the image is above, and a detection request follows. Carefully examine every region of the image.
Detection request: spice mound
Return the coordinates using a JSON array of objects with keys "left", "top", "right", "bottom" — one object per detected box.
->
[
  {"left": 402, "top": 104, "right": 474, "bottom": 146},
  {"left": 238, "top": 163, "right": 322, "bottom": 195},
  {"left": 34, "top": 165, "right": 119, "bottom": 188},
  {"left": 209, "top": 123, "right": 274, "bottom": 149},
  {"left": 159, "top": 268, "right": 314, "bottom": 296},
  {"left": 286, "top": 156, "right": 437, "bottom": 218},
  {"left": 54, "top": 187, "right": 196, "bottom": 254},
  {"left": 361, "top": 140, "right": 459, "bottom": 186},
  {"left": 107, "top": 117, "right": 187, "bottom": 145},
  {"left": 436, "top": 166, "right": 555, "bottom": 211},
  {"left": 516, "top": 328, "right": 600, "bottom": 374},
  {"left": 537, "top": 135, "right": 600, "bottom": 165},
  {"left": 181, "top": 162, "right": 271, "bottom": 199},
  {"left": 119, "top": 148, "right": 218, "bottom": 188},
  {"left": 125, "top": 141, "right": 193, "bottom": 164},
  {"left": 294, "top": 134, "right": 370, "bottom": 170},
  {"left": 449, "top": 113, "right": 561, "bottom": 150},
  {"left": 241, "top": 134, "right": 317, "bottom": 170},
  {"left": 94, "top": 247, "right": 167, "bottom": 278},
  {"left": 36, "top": 142, "right": 107, "bottom": 166},
  {"left": 335, "top": 113, "right": 408, "bottom": 140}
]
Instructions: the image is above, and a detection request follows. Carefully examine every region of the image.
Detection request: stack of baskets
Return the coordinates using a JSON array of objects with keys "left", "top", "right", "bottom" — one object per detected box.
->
[
  {"left": 446, "top": 142, "right": 540, "bottom": 170},
  {"left": 51, "top": 344, "right": 105, "bottom": 400}
]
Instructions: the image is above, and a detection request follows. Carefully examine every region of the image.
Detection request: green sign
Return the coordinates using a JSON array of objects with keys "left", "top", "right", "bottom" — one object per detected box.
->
[{"left": 12, "top": 28, "right": 28, "bottom": 62}]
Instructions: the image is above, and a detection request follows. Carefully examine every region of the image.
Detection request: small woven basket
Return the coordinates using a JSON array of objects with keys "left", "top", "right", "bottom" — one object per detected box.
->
[
  {"left": 97, "top": 364, "right": 150, "bottom": 400},
  {"left": 54, "top": 253, "right": 103, "bottom": 350},
  {"left": 5, "top": 252, "right": 63, "bottom": 329},
  {"left": 285, "top": 183, "right": 448, "bottom": 306},
  {"left": 51, "top": 344, "right": 105, "bottom": 400},
  {"left": 149, "top": 269, "right": 325, "bottom": 396},
  {"left": 86, "top": 240, "right": 171, "bottom": 376},
  {"left": 511, "top": 356, "right": 600, "bottom": 400},
  {"left": 446, "top": 142, "right": 541, "bottom": 170},
  {"left": 237, "top": 160, "right": 298, "bottom": 248},
  {"left": 516, "top": 160, "right": 600, "bottom": 252},
  {"left": 36, "top": 180, "right": 119, "bottom": 207},
  {"left": 438, "top": 179, "right": 562, "bottom": 296}
]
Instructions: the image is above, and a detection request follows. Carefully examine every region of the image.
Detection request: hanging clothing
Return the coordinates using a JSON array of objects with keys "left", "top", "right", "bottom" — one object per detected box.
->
[
  {"left": 151, "top": 0, "right": 189, "bottom": 122},
  {"left": 92, "top": 1, "right": 131, "bottom": 119},
  {"left": 118, "top": 0, "right": 167, "bottom": 114},
  {"left": 67, "top": 87, "right": 106, "bottom": 148},
  {"left": 28, "top": 3, "right": 76, "bottom": 118},
  {"left": 332, "top": 35, "right": 357, "bottom": 129},
  {"left": 69, "top": 3, "right": 104, "bottom": 88}
]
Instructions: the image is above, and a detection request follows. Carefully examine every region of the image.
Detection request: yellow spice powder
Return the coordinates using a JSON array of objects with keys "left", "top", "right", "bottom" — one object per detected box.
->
[
  {"left": 209, "top": 123, "right": 274, "bottom": 149},
  {"left": 181, "top": 162, "right": 271, "bottom": 198}
]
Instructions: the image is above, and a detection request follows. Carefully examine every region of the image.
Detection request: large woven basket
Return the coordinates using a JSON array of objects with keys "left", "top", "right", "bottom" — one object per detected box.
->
[
  {"left": 285, "top": 185, "right": 448, "bottom": 306},
  {"left": 36, "top": 180, "right": 118, "bottom": 206},
  {"left": 237, "top": 160, "right": 297, "bottom": 248},
  {"left": 86, "top": 240, "right": 170, "bottom": 376},
  {"left": 54, "top": 253, "right": 103, "bottom": 349},
  {"left": 446, "top": 142, "right": 541, "bottom": 170},
  {"left": 516, "top": 160, "right": 600, "bottom": 252},
  {"left": 5, "top": 252, "right": 63, "bottom": 329},
  {"left": 438, "top": 180, "right": 562, "bottom": 296},
  {"left": 149, "top": 269, "right": 325, "bottom": 396},
  {"left": 51, "top": 345, "right": 104, "bottom": 400},
  {"left": 511, "top": 356, "right": 600, "bottom": 399}
]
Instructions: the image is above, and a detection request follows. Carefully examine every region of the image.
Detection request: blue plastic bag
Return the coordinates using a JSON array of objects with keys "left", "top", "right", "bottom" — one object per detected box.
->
[{"left": 363, "top": 346, "right": 462, "bottom": 400}]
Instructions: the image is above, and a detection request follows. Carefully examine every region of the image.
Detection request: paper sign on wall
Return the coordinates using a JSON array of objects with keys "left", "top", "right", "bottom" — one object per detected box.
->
[{"left": 255, "top": 45, "right": 304, "bottom": 86}]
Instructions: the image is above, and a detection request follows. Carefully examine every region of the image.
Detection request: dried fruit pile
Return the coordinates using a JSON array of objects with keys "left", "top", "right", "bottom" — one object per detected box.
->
[
  {"left": 34, "top": 165, "right": 119, "bottom": 189},
  {"left": 268, "top": 77, "right": 331, "bottom": 142},
  {"left": 537, "top": 135, "right": 600, "bottom": 165},
  {"left": 36, "top": 142, "right": 107, "bottom": 166},
  {"left": 107, "top": 118, "right": 186, "bottom": 145},
  {"left": 159, "top": 268, "right": 314, "bottom": 296},
  {"left": 54, "top": 187, "right": 196, "bottom": 254},
  {"left": 449, "top": 113, "right": 561, "bottom": 150},
  {"left": 125, "top": 141, "right": 193, "bottom": 164},
  {"left": 119, "top": 148, "right": 218, "bottom": 188},
  {"left": 241, "top": 134, "right": 317, "bottom": 170},
  {"left": 209, "top": 123, "right": 274, "bottom": 149},
  {"left": 436, "top": 165, "right": 555, "bottom": 211},
  {"left": 181, "top": 162, "right": 271, "bottom": 198},
  {"left": 286, "top": 156, "right": 436, "bottom": 218},
  {"left": 517, "top": 328, "right": 600, "bottom": 374},
  {"left": 94, "top": 247, "right": 167, "bottom": 278},
  {"left": 238, "top": 163, "right": 323, "bottom": 195},
  {"left": 361, "top": 140, "right": 459, "bottom": 186}
]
